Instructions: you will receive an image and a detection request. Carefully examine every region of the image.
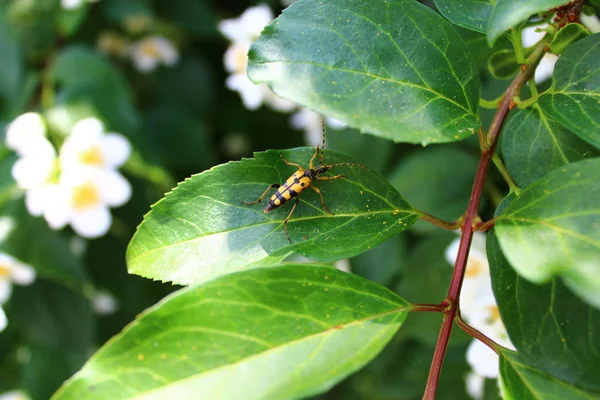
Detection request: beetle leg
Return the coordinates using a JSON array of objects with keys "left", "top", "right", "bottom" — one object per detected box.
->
[
  {"left": 309, "top": 146, "right": 319, "bottom": 169},
  {"left": 242, "top": 184, "right": 280, "bottom": 205},
  {"left": 310, "top": 185, "right": 333, "bottom": 215},
  {"left": 280, "top": 153, "right": 303, "bottom": 169},
  {"left": 283, "top": 198, "right": 300, "bottom": 243}
]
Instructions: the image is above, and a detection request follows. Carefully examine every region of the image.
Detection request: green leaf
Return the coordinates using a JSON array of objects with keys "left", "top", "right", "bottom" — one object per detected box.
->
[
  {"left": 488, "top": 49, "right": 519, "bottom": 80},
  {"left": 495, "top": 158, "right": 600, "bottom": 309},
  {"left": 350, "top": 234, "right": 405, "bottom": 286},
  {"left": 49, "top": 46, "right": 139, "bottom": 134},
  {"left": 388, "top": 146, "right": 478, "bottom": 232},
  {"left": 501, "top": 107, "right": 599, "bottom": 187},
  {"left": 327, "top": 127, "right": 394, "bottom": 174},
  {"left": 549, "top": 23, "right": 591, "bottom": 55},
  {"left": 488, "top": 231, "right": 600, "bottom": 392},
  {"left": 433, "top": 0, "right": 493, "bottom": 33},
  {"left": 0, "top": 7, "right": 22, "bottom": 113},
  {"left": 538, "top": 34, "right": 600, "bottom": 149},
  {"left": 486, "top": 0, "right": 571, "bottom": 45},
  {"left": 248, "top": 0, "right": 481, "bottom": 145},
  {"left": 53, "top": 265, "right": 410, "bottom": 400},
  {"left": 499, "top": 350, "right": 598, "bottom": 399},
  {"left": 127, "top": 148, "right": 418, "bottom": 285}
]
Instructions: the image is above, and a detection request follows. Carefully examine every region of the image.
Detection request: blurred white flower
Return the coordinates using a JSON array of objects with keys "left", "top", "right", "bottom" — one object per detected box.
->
[
  {"left": 10, "top": 138, "right": 57, "bottom": 191},
  {"left": 581, "top": 13, "right": 600, "bottom": 33},
  {"left": 219, "top": 5, "right": 296, "bottom": 112},
  {"left": 0, "top": 390, "right": 30, "bottom": 400},
  {"left": 521, "top": 24, "right": 558, "bottom": 83},
  {"left": 5, "top": 113, "right": 47, "bottom": 156},
  {"left": 97, "top": 31, "right": 130, "bottom": 58},
  {"left": 465, "top": 371, "right": 485, "bottom": 400},
  {"left": 91, "top": 290, "right": 119, "bottom": 315},
  {"left": 0, "top": 252, "right": 36, "bottom": 305},
  {"left": 61, "top": 0, "right": 100, "bottom": 10},
  {"left": 0, "top": 306, "right": 6, "bottom": 332},
  {"left": 290, "top": 108, "right": 347, "bottom": 146},
  {"left": 60, "top": 117, "right": 131, "bottom": 171},
  {"left": 39, "top": 168, "right": 131, "bottom": 238},
  {"left": 334, "top": 259, "right": 351, "bottom": 273},
  {"left": 130, "top": 36, "right": 179, "bottom": 73},
  {"left": 0, "top": 217, "right": 15, "bottom": 243}
]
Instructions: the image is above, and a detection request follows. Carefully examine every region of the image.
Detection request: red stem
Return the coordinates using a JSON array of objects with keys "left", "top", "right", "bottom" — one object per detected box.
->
[{"left": 422, "top": 38, "right": 548, "bottom": 400}]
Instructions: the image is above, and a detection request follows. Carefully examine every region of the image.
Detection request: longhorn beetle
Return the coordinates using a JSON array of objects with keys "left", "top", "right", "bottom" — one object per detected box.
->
[{"left": 242, "top": 121, "right": 370, "bottom": 243}]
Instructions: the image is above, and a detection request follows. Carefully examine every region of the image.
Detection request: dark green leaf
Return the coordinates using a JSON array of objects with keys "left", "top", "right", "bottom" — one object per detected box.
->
[
  {"left": 248, "top": 0, "right": 481, "bottom": 145},
  {"left": 0, "top": 8, "right": 22, "bottom": 113},
  {"left": 127, "top": 148, "right": 418, "bottom": 285},
  {"left": 495, "top": 158, "right": 600, "bottom": 308},
  {"left": 350, "top": 234, "right": 405, "bottom": 286},
  {"left": 49, "top": 46, "right": 139, "bottom": 134},
  {"left": 499, "top": 350, "right": 598, "bottom": 399},
  {"left": 488, "top": 49, "right": 519, "bottom": 80},
  {"left": 157, "top": 0, "right": 218, "bottom": 37},
  {"left": 501, "top": 107, "right": 599, "bottom": 187},
  {"left": 433, "top": 0, "right": 493, "bottom": 33},
  {"left": 327, "top": 127, "right": 394, "bottom": 174},
  {"left": 487, "top": 0, "right": 571, "bottom": 45},
  {"left": 388, "top": 146, "right": 478, "bottom": 232},
  {"left": 488, "top": 232, "right": 600, "bottom": 392},
  {"left": 538, "top": 34, "right": 600, "bottom": 148},
  {"left": 53, "top": 265, "right": 410, "bottom": 400},
  {"left": 549, "top": 23, "right": 591, "bottom": 55},
  {"left": 56, "top": 6, "right": 89, "bottom": 37}
]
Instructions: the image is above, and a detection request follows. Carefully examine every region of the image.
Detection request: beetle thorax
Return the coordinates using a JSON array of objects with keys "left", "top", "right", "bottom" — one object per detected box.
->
[{"left": 305, "top": 164, "right": 329, "bottom": 180}]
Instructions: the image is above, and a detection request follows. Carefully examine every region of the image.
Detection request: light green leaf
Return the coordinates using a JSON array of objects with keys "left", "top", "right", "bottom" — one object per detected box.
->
[
  {"left": 248, "top": 0, "right": 481, "bottom": 145},
  {"left": 53, "top": 265, "right": 410, "bottom": 400},
  {"left": 433, "top": 0, "right": 493, "bottom": 33},
  {"left": 0, "top": 7, "right": 22, "bottom": 113},
  {"left": 495, "top": 158, "right": 600, "bottom": 309},
  {"left": 488, "top": 49, "right": 519, "bottom": 80},
  {"left": 127, "top": 148, "right": 418, "bottom": 286},
  {"left": 538, "top": 34, "right": 600, "bottom": 149},
  {"left": 501, "top": 107, "right": 599, "bottom": 187},
  {"left": 486, "top": 0, "right": 571, "bottom": 45},
  {"left": 549, "top": 23, "right": 590, "bottom": 55},
  {"left": 499, "top": 350, "right": 598, "bottom": 399},
  {"left": 489, "top": 232, "right": 600, "bottom": 392}
]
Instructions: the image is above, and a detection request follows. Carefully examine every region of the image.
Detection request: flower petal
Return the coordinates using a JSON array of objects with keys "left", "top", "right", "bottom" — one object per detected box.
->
[
  {"left": 10, "top": 263, "right": 36, "bottom": 286},
  {"left": 466, "top": 339, "right": 499, "bottom": 379},
  {"left": 0, "top": 306, "right": 7, "bottom": 332},
  {"left": 226, "top": 73, "right": 265, "bottom": 110},
  {"left": 0, "top": 280, "right": 12, "bottom": 304},
  {"left": 71, "top": 206, "right": 112, "bottom": 238},
  {"left": 97, "top": 170, "right": 132, "bottom": 207},
  {"left": 100, "top": 134, "right": 131, "bottom": 168},
  {"left": 5, "top": 113, "right": 47, "bottom": 156},
  {"left": 42, "top": 185, "right": 72, "bottom": 230}
]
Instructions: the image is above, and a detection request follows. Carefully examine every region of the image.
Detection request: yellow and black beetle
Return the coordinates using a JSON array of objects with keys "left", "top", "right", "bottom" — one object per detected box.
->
[{"left": 242, "top": 122, "right": 369, "bottom": 243}]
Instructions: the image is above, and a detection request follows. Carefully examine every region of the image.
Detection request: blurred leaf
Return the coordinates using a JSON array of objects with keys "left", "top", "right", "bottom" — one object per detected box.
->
[
  {"left": 388, "top": 146, "right": 478, "bottom": 232},
  {"left": 127, "top": 148, "right": 418, "bottom": 285},
  {"left": 0, "top": 8, "right": 23, "bottom": 114},
  {"left": 538, "top": 34, "right": 600, "bottom": 148},
  {"left": 9, "top": 281, "right": 94, "bottom": 400},
  {"left": 501, "top": 106, "right": 599, "bottom": 187},
  {"left": 549, "top": 23, "right": 590, "bottom": 55},
  {"left": 455, "top": 27, "right": 512, "bottom": 72},
  {"left": 433, "top": 0, "right": 493, "bottom": 33},
  {"left": 327, "top": 127, "right": 394, "bottom": 173},
  {"left": 102, "top": 0, "right": 152, "bottom": 23},
  {"left": 487, "top": 49, "right": 519, "bottom": 80},
  {"left": 350, "top": 234, "right": 405, "bottom": 286},
  {"left": 56, "top": 6, "right": 89, "bottom": 37},
  {"left": 499, "top": 350, "right": 598, "bottom": 399},
  {"left": 488, "top": 231, "right": 600, "bottom": 392},
  {"left": 248, "top": 0, "right": 481, "bottom": 145},
  {"left": 495, "top": 158, "right": 600, "bottom": 308},
  {"left": 142, "top": 105, "right": 215, "bottom": 172},
  {"left": 486, "top": 0, "right": 571, "bottom": 45},
  {"left": 49, "top": 46, "right": 139, "bottom": 134},
  {"left": 157, "top": 0, "right": 218, "bottom": 37},
  {"left": 53, "top": 265, "right": 409, "bottom": 400}
]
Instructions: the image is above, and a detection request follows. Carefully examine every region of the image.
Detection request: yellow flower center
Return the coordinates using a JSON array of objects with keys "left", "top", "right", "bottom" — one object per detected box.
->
[
  {"left": 0, "top": 263, "right": 10, "bottom": 278},
  {"left": 72, "top": 182, "right": 101, "bottom": 211},
  {"left": 465, "top": 258, "right": 483, "bottom": 277},
  {"left": 486, "top": 305, "right": 500, "bottom": 323},
  {"left": 140, "top": 41, "right": 161, "bottom": 58},
  {"left": 79, "top": 146, "right": 104, "bottom": 166}
]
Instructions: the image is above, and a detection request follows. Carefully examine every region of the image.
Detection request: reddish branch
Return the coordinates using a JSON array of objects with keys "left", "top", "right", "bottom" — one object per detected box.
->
[{"left": 421, "top": 38, "right": 549, "bottom": 400}]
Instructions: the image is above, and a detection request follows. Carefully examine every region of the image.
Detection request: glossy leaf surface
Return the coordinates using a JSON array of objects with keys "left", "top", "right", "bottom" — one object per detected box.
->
[
  {"left": 538, "top": 34, "right": 600, "bottom": 149},
  {"left": 127, "top": 148, "right": 417, "bottom": 285},
  {"left": 495, "top": 158, "right": 600, "bottom": 308},
  {"left": 248, "top": 0, "right": 481, "bottom": 145},
  {"left": 53, "top": 265, "right": 410, "bottom": 400},
  {"left": 489, "top": 232, "right": 600, "bottom": 392},
  {"left": 433, "top": 0, "right": 493, "bottom": 33},
  {"left": 501, "top": 107, "right": 599, "bottom": 187},
  {"left": 487, "top": 0, "right": 571, "bottom": 45}
]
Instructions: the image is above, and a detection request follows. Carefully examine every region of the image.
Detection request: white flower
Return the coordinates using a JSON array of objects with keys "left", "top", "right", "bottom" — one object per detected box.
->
[
  {"left": 40, "top": 168, "right": 131, "bottom": 239},
  {"left": 61, "top": 0, "right": 100, "bottom": 10},
  {"left": 91, "top": 290, "right": 119, "bottom": 315},
  {"left": 0, "top": 252, "right": 36, "bottom": 305},
  {"left": 0, "top": 217, "right": 15, "bottom": 243},
  {"left": 218, "top": 5, "right": 274, "bottom": 46},
  {"left": 59, "top": 117, "right": 131, "bottom": 171},
  {"left": 11, "top": 138, "right": 57, "bottom": 190},
  {"left": 130, "top": 36, "right": 179, "bottom": 73},
  {"left": 521, "top": 24, "right": 558, "bottom": 83},
  {"left": 290, "top": 108, "right": 347, "bottom": 147},
  {"left": 581, "top": 13, "right": 600, "bottom": 33},
  {"left": 0, "top": 306, "right": 6, "bottom": 332},
  {"left": 465, "top": 371, "right": 485, "bottom": 400},
  {"left": 0, "top": 390, "right": 30, "bottom": 400},
  {"left": 467, "top": 339, "right": 500, "bottom": 379},
  {"left": 5, "top": 113, "right": 47, "bottom": 156}
]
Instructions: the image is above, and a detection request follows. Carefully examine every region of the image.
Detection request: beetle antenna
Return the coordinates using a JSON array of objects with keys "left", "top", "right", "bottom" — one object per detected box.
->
[
  {"left": 328, "top": 162, "right": 370, "bottom": 171},
  {"left": 320, "top": 119, "right": 326, "bottom": 164}
]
